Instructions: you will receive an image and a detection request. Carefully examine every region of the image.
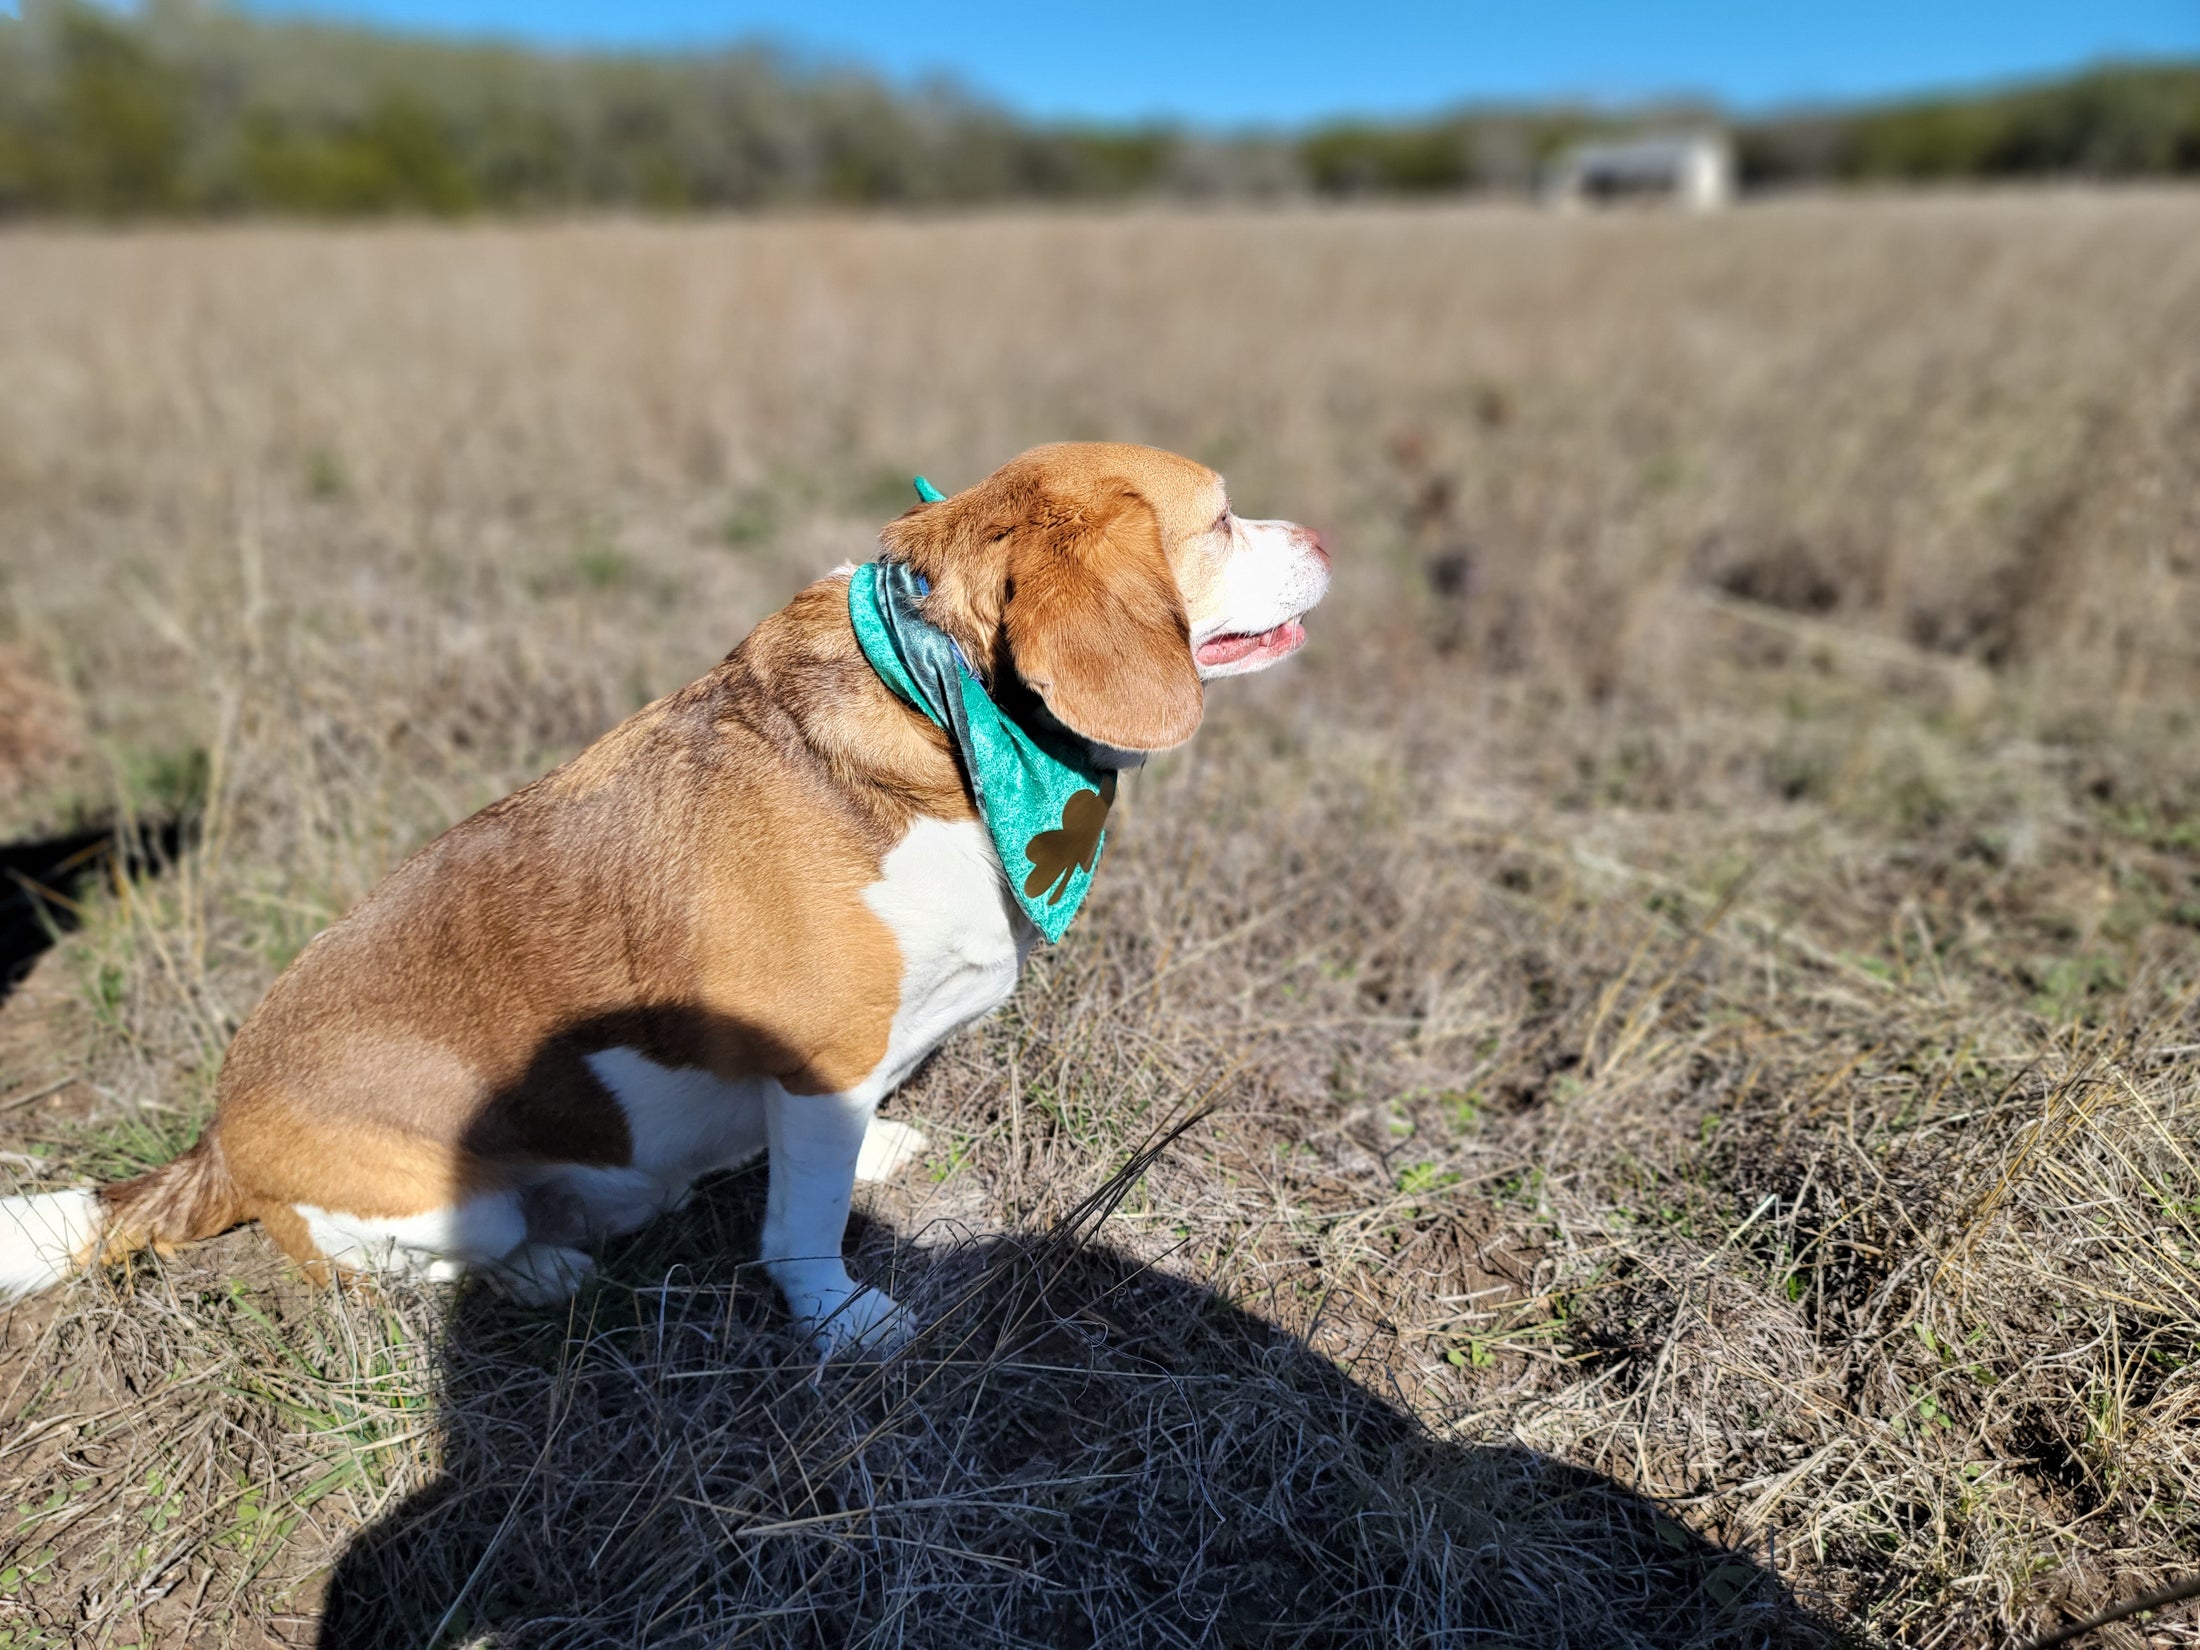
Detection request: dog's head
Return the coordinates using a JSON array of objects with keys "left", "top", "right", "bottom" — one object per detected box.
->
[{"left": 876, "top": 442, "right": 1331, "bottom": 753}]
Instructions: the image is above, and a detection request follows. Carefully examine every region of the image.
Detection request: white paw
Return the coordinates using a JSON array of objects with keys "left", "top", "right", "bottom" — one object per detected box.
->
[
  {"left": 811, "top": 1285, "right": 910, "bottom": 1357},
  {"left": 854, "top": 1117, "right": 929, "bottom": 1183},
  {"left": 487, "top": 1243, "right": 595, "bottom": 1305},
  {"left": 773, "top": 1266, "right": 910, "bottom": 1357}
]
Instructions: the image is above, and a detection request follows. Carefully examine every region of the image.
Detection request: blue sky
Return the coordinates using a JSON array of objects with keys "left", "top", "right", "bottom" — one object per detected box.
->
[{"left": 232, "top": 1, "right": 2200, "bottom": 127}]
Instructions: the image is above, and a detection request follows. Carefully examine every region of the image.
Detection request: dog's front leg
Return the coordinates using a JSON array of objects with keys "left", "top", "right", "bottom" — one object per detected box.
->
[{"left": 761, "top": 1084, "right": 907, "bottom": 1356}]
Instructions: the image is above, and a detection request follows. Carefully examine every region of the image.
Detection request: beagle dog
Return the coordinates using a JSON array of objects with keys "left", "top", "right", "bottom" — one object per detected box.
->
[{"left": 0, "top": 443, "right": 1329, "bottom": 1354}]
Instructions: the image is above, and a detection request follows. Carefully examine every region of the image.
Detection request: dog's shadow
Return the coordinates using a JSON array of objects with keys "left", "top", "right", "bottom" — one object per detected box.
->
[{"left": 314, "top": 1157, "right": 1832, "bottom": 1649}]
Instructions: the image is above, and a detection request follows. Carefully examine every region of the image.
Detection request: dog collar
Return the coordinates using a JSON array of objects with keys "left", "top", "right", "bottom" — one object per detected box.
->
[{"left": 848, "top": 549, "right": 1115, "bottom": 944}]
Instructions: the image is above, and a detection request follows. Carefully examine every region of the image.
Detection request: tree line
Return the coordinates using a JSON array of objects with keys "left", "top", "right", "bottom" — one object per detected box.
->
[{"left": 2, "top": 0, "right": 2195, "bottom": 218}]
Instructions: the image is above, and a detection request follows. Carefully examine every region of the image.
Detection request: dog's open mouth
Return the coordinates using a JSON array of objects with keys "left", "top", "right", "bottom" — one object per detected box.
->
[{"left": 1195, "top": 617, "right": 1308, "bottom": 669}]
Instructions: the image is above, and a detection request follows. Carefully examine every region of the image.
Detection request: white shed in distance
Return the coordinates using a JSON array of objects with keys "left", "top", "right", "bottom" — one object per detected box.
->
[{"left": 1546, "top": 132, "right": 1734, "bottom": 211}]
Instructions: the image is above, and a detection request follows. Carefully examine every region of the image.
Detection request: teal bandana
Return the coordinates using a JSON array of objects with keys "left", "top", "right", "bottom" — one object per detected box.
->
[{"left": 847, "top": 516, "right": 1116, "bottom": 944}]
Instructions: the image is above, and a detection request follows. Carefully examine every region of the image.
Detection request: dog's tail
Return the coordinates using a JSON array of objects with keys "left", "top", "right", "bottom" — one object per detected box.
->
[{"left": 0, "top": 1136, "right": 242, "bottom": 1301}]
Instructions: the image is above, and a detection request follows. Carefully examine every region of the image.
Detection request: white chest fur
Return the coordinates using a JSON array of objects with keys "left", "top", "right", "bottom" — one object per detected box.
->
[{"left": 857, "top": 815, "right": 1037, "bottom": 1101}]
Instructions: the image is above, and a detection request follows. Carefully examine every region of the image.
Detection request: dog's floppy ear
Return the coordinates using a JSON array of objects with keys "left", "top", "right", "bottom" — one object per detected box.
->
[{"left": 1003, "top": 483, "right": 1203, "bottom": 752}]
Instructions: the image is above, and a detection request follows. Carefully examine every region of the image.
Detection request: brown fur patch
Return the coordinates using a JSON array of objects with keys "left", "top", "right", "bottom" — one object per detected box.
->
[{"left": 254, "top": 1202, "right": 333, "bottom": 1286}]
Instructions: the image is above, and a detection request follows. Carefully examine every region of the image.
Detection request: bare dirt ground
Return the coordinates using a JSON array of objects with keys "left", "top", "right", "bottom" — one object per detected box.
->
[{"left": 1, "top": 194, "right": 2198, "bottom": 1647}]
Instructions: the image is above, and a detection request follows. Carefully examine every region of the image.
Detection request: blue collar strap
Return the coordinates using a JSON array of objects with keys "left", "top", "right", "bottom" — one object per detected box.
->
[{"left": 847, "top": 550, "right": 1115, "bottom": 943}]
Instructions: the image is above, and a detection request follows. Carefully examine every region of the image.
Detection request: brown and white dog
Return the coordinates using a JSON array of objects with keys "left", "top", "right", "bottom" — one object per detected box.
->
[{"left": 0, "top": 443, "right": 1329, "bottom": 1354}]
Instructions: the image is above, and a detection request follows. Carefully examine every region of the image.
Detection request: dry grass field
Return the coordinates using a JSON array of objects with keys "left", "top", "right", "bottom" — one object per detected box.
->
[{"left": 2, "top": 192, "right": 2200, "bottom": 1648}]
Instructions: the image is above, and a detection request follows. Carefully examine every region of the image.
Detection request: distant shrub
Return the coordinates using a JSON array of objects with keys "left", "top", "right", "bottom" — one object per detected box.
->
[
  {"left": 1744, "top": 64, "right": 2200, "bottom": 185},
  {"left": 1299, "top": 121, "right": 1481, "bottom": 195},
  {"left": 239, "top": 95, "right": 476, "bottom": 216}
]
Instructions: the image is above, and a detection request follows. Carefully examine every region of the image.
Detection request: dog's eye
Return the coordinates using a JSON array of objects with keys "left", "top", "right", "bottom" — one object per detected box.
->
[{"left": 1211, "top": 510, "right": 1231, "bottom": 535}]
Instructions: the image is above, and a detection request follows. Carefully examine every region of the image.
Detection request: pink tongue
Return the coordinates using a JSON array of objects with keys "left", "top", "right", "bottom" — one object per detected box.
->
[
  {"left": 1196, "top": 621, "right": 1301, "bottom": 668},
  {"left": 1197, "top": 630, "right": 1268, "bottom": 666}
]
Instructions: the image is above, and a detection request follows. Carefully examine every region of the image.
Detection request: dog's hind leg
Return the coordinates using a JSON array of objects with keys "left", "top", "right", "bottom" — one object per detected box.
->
[
  {"left": 855, "top": 1116, "right": 928, "bottom": 1182},
  {"left": 296, "top": 1189, "right": 529, "bottom": 1285}
]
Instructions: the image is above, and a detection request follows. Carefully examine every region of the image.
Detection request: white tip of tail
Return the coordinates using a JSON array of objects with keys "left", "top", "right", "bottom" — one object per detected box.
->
[
  {"left": 0, "top": 1189, "right": 102, "bottom": 1300},
  {"left": 855, "top": 1118, "right": 929, "bottom": 1184}
]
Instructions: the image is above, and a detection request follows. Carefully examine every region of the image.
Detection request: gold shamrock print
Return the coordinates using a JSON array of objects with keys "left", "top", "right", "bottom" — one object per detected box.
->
[{"left": 1023, "top": 772, "right": 1118, "bottom": 906}]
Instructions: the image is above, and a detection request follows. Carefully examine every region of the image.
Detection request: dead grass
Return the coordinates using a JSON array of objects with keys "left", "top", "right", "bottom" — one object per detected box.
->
[{"left": 2, "top": 192, "right": 2199, "bottom": 1646}]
